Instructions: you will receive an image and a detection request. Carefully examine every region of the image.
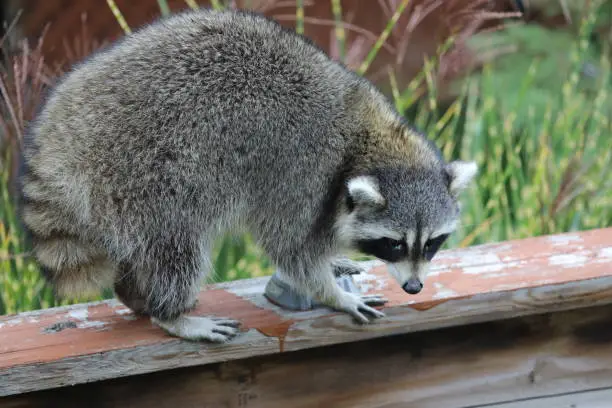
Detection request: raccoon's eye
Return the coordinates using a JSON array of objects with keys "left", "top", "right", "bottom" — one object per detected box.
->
[
  {"left": 387, "top": 238, "right": 405, "bottom": 252},
  {"left": 423, "top": 234, "right": 449, "bottom": 261},
  {"left": 356, "top": 237, "right": 407, "bottom": 263},
  {"left": 383, "top": 238, "right": 407, "bottom": 262}
]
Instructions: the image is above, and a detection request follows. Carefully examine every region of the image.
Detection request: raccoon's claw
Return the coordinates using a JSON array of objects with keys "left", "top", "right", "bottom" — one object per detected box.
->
[
  {"left": 361, "top": 294, "right": 388, "bottom": 306},
  {"left": 210, "top": 317, "right": 242, "bottom": 327},
  {"left": 332, "top": 292, "right": 387, "bottom": 324},
  {"left": 152, "top": 315, "right": 242, "bottom": 343}
]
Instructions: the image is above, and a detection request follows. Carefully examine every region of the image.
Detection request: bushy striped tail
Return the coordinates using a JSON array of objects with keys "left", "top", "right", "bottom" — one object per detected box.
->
[{"left": 17, "top": 163, "right": 115, "bottom": 298}]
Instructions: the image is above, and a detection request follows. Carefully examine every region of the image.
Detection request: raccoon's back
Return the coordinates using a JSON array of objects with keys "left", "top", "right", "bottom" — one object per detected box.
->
[{"left": 22, "top": 9, "right": 359, "bottom": 234}]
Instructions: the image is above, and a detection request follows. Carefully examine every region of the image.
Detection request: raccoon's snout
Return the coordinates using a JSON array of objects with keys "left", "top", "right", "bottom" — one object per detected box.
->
[{"left": 402, "top": 278, "right": 423, "bottom": 294}]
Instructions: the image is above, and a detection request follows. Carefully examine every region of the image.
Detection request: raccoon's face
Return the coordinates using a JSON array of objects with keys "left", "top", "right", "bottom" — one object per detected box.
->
[{"left": 337, "top": 161, "right": 477, "bottom": 295}]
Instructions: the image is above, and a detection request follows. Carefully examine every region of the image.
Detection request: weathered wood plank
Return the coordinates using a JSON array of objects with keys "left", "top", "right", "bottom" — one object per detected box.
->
[
  {"left": 486, "top": 388, "right": 612, "bottom": 408},
  {"left": 1, "top": 227, "right": 611, "bottom": 396},
  {"left": 3, "top": 304, "right": 612, "bottom": 408}
]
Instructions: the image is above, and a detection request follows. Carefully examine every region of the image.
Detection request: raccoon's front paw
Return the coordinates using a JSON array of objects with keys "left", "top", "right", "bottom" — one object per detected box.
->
[
  {"left": 331, "top": 257, "right": 367, "bottom": 276},
  {"left": 152, "top": 315, "right": 242, "bottom": 343},
  {"left": 327, "top": 292, "right": 387, "bottom": 324}
]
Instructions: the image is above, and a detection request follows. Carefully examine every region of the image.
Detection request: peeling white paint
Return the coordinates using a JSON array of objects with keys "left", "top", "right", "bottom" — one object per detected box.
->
[
  {"left": 114, "top": 308, "right": 133, "bottom": 316},
  {"left": 432, "top": 282, "right": 458, "bottom": 299},
  {"left": 485, "top": 272, "right": 510, "bottom": 278},
  {"left": 353, "top": 270, "right": 387, "bottom": 293},
  {"left": 463, "top": 263, "right": 504, "bottom": 275},
  {"left": 68, "top": 309, "right": 89, "bottom": 321},
  {"left": 548, "top": 234, "right": 582, "bottom": 245},
  {"left": 427, "top": 265, "right": 452, "bottom": 277},
  {"left": 549, "top": 254, "right": 588, "bottom": 267},
  {"left": 430, "top": 252, "right": 458, "bottom": 261},
  {"left": 453, "top": 252, "right": 502, "bottom": 268},
  {"left": 473, "top": 244, "right": 514, "bottom": 254},
  {"left": 356, "top": 260, "right": 385, "bottom": 270},
  {"left": 532, "top": 279, "right": 557, "bottom": 286},
  {"left": 436, "top": 244, "right": 513, "bottom": 261},
  {"left": 77, "top": 320, "right": 107, "bottom": 329},
  {"left": 463, "top": 261, "right": 521, "bottom": 275},
  {"left": 0, "top": 323, "right": 5, "bottom": 329},
  {"left": 493, "top": 283, "right": 530, "bottom": 291},
  {"left": 228, "top": 284, "right": 264, "bottom": 296},
  {"left": 352, "top": 270, "right": 377, "bottom": 284},
  {"left": 600, "top": 247, "right": 612, "bottom": 258},
  {"left": 7, "top": 318, "right": 23, "bottom": 326}
]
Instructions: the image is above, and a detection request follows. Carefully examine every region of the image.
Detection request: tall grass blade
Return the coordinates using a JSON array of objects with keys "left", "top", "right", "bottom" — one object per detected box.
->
[
  {"left": 295, "top": 0, "right": 305, "bottom": 35},
  {"left": 106, "top": 0, "right": 132, "bottom": 34},
  {"left": 185, "top": 0, "right": 200, "bottom": 9},
  {"left": 358, "top": 0, "right": 411, "bottom": 75},
  {"left": 210, "top": 0, "right": 224, "bottom": 10},
  {"left": 157, "top": 0, "right": 171, "bottom": 16},
  {"left": 331, "top": 0, "right": 345, "bottom": 62}
]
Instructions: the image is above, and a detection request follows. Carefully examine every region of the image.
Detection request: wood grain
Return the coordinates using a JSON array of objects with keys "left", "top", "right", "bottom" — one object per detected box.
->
[
  {"left": 486, "top": 388, "right": 612, "bottom": 408},
  {"left": 1, "top": 227, "right": 611, "bottom": 396},
  {"left": 4, "top": 304, "right": 612, "bottom": 408}
]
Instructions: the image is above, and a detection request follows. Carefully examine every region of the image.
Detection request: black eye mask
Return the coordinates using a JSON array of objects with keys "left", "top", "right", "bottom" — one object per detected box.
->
[
  {"left": 423, "top": 234, "right": 449, "bottom": 261},
  {"left": 356, "top": 237, "right": 407, "bottom": 263}
]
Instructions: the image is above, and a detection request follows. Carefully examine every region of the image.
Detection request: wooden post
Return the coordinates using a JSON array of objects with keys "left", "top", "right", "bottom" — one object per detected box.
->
[{"left": 1, "top": 227, "right": 612, "bottom": 407}]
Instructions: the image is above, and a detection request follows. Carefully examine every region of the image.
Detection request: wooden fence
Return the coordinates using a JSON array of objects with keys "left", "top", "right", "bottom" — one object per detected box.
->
[{"left": 1, "top": 227, "right": 612, "bottom": 407}]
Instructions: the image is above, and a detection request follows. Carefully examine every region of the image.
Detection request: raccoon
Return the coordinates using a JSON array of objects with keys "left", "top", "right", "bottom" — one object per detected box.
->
[{"left": 18, "top": 8, "right": 477, "bottom": 342}]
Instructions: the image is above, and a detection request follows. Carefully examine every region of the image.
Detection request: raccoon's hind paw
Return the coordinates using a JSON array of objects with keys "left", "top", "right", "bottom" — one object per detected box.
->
[
  {"left": 330, "top": 292, "right": 387, "bottom": 324},
  {"left": 152, "top": 315, "right": 242, "bottom": 343}
]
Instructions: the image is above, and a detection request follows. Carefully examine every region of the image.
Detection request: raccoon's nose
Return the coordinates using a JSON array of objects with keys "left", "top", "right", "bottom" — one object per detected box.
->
[{"left": 402, "top": 278, "right": 423, "bottom": 294}]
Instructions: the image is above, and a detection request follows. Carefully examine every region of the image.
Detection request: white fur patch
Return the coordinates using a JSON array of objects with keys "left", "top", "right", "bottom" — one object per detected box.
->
[
  {"left": 387, "top": 260, "right": 431, "bottom": 287},
  {"left": 430, "top": 219, "right": 458, "bottom": 239},
  {"left": 417, "top": 262, "right": 431, "bottom": 282},
  {"left": 387, "top": 261, "right": 412, "bottom": 284},
  {"left": 347, "top": 176, "right": 385, "bottom": 207},
  {"left": 405, "top": 229, "right": 416, "bottom": 250},
  {"left": 447, "top": 161, "right": 478, "bottom": 194},
  {"left": 334, "top": 213, "right": 402, "bottom": 248},
  {"left": 355, "top": 224, "right": 402, "bottom": 241}
]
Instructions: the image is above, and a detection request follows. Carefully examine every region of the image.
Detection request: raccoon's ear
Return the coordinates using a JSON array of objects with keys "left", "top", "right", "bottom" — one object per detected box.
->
[
  {"left": 346, "top": 176, "right": 386, "bottom": 210},
  {"left": 446, "top": 161, "right": 478, "bottom": 196}
]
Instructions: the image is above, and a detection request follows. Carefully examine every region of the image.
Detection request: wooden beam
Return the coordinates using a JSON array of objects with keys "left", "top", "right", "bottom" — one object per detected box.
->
[
  {"left": 487, "top": 388, "right": 612, "bottom": 408},
  {"left": 4, "top": 303, "right": 612, "bottom": 407},
  {"left": 1, "top": 227, "right": 612, "bottom": 397}
]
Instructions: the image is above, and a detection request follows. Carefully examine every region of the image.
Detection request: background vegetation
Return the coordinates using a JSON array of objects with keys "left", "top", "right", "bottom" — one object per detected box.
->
[{"left": 1, "top": 0, "right": 610, "bottom": 315}]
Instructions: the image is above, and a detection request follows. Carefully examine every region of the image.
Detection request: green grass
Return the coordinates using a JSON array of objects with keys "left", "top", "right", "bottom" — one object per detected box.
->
[{"left": 1, "top": 1, "right": 611, "bottom": 315}]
